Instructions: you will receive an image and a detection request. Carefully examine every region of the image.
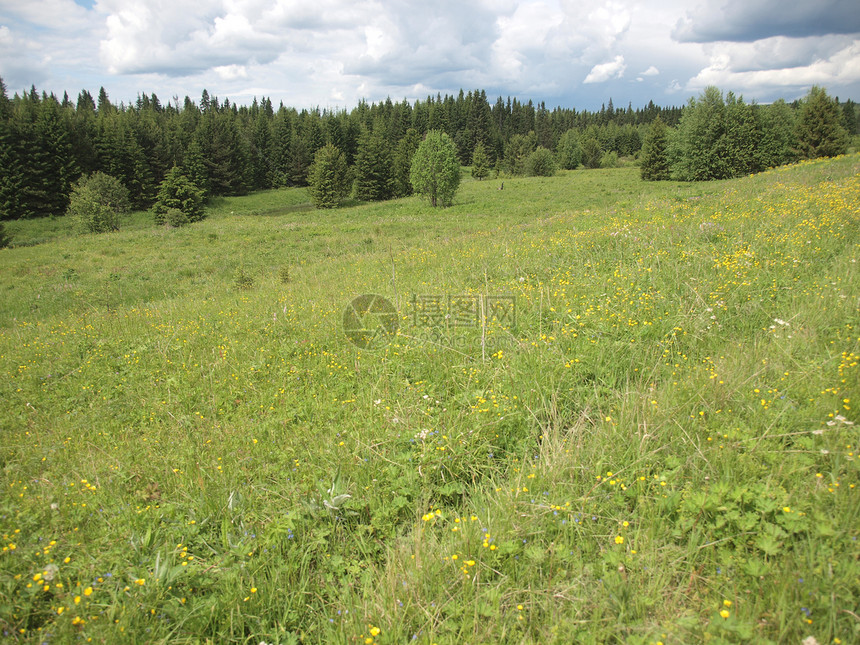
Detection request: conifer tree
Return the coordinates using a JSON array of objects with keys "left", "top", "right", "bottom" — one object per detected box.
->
[
  {"left": 392, "top": 128, "right": 421, "bottom": 197},
  {"left": 794, "top": 86, "right": 849, "bottom": 159},
  {"left": 471, "top": 141, "right": 490, "bottom": 180},
  {"left": 0, "top": 76, "right": 24, "bottom": 220},
  {"left": 152, "top": 166, "right": 205, "bottom": 223},
  {"left": 307, "top": 144, "right": 350, "bottom": 209},
  {"left": 640, "top": 116, "right": 670, "bottom": 180},
  {"left": 669, "top": 86, "right": 729, "bottom": 180},
  {"left": 354, "top": 129, "right": 393, "bottom": 201}
]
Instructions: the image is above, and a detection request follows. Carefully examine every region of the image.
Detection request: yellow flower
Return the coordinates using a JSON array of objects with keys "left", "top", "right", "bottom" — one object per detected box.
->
[
  {"left": 720, "top": 609, "right": 730, "bottom": 619},
  {"left": 614, "top": 536, "right": 624, "bottom": 545},
  {"left": 370, "top": 626, "right": 381, "bottom": 636},
  {"left": 723, "top": 600, "right": 732, "bottom": 607},
  {"left": 83, "top": 587, "right": 93, "bottom": 596},
  {"left": 134, "top": 578, "right": 145, "bottom": 586}
]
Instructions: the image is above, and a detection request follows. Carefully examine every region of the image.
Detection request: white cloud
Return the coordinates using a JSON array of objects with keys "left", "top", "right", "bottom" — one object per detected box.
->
[
  {"left": 0, "top": 0, "right": 858, "bottom": 112},
  {"left": 584, "top": 55, "right": 626, "bottom": 83},
  {"left": 688, "top": 40, "right": 860, "bottom": 91}
]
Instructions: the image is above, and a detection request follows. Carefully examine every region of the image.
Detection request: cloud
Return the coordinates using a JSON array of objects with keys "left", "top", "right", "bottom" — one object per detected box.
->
[
  {"left": 641, "top": 65, "right": 659, "bottom": 76},
  {"left": 674, "top": 0, "right": 860, "bottom": 43},
  {"left": 584, "top": 55, "right": 626, "bottom": 83},
  {"left": 98, "top": 0, "right": 283, "bottom": 76},
  {"left": 688, "top": 40, "right": 860, "bottom": 91}
]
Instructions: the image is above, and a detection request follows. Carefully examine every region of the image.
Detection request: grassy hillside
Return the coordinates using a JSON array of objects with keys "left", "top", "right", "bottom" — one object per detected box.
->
[{"left": 1, "top": 159, "right": 858, "bottom": 644}]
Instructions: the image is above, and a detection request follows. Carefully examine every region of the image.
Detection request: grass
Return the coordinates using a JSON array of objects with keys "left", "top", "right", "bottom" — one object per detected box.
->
[{"left": 0, "top": 159, "right": 858, "bottom": 644}]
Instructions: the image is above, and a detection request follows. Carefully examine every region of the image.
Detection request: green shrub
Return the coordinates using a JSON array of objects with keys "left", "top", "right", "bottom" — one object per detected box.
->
[
  {"left": 66, "top": 172, "right": 130, "bottom": 233},
  {"left": 525, "top": 146, "right": 557, "bottom": 177},
  {"left": 599, "top": 151, "right": 619, "bottom": 168},
  {"left": 0, "top": 221, "right": 10, "bottom": 248},
  {"left": 165, "top": 208, "right": 189, "bottom": 228}
]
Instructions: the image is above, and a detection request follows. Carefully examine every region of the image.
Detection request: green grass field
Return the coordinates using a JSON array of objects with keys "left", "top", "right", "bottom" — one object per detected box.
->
[{"left": 1, "top": 158, "right": 858, "bottom": 644}]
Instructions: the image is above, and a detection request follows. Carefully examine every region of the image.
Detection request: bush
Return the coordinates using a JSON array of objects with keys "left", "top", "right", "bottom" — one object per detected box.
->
[
  {"left": 165, "top": 208, "right": 189, "bottom": 228},
  {"left": 599, "top": 151, "right": 619, "bottom": 169},
  {"left": 0, "top": 222, "right": 10, "bottom": 249},
  {"left": 525, "top": 146, "right": 557, "bottom": 176},
  {"left": 66, "top": 172, "right": 130, "bottom": 234},
  {"left": 153, "top": 167, "right": 205, "bottom": 224}
]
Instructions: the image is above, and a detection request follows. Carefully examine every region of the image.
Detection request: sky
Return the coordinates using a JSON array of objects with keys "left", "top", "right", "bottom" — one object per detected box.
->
[{"left": 1, "top": 0, "right": 858, "bottom": 112}]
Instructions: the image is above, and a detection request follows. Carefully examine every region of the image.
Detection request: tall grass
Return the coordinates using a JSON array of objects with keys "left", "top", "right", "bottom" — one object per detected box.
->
[{"left": 1, "top": 158, "right": 858, "bottom": 644}]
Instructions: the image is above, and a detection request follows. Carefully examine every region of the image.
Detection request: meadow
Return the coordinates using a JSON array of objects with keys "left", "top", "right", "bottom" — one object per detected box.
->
[{"left": 0, "top": 158, "right": 858, "bottom": 644}]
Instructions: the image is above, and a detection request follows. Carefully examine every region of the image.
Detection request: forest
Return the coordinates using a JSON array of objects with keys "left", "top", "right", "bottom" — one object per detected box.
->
[{"left": 0, "top": 77, "right": 857, "bottom": 222}]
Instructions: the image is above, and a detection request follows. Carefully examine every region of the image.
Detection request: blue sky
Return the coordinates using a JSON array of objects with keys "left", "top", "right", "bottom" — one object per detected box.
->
[{"left": 1, "top": 0, "right": 858, "bottom": 111}]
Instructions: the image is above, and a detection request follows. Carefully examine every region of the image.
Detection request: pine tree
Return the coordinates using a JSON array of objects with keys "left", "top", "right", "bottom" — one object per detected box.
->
[
  {"left": 640, "top": 116, "right": 670, "bottom": 180},
  {"left": 392, "top": 128, "right": 421, "bottom": 197},
  {"left": 354, "top": 129, "right": 393, "bottom": 201},
  {"left": 794, "top": 86, "right": 849, "bottom": 159},
  {"left": 471, "top": 141, "right": 490, "bottom": 180},
  {"left": 307, "top": 144, "right": 350, "bottom": 209}
]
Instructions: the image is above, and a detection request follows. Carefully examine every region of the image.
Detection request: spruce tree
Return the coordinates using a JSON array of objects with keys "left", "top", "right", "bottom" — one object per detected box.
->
[
  {"left": 354, "top": 129, "right": 394, "bottom": 201},
  {"left": 307, "top": 144, "right": 350, "bottom": 209},
  {"left": 794, "top": 86, "right": 849, "bottom": 159},
  {"left": 0, "top": 221, "right": 10, "bottom": 248},
  {"left": 152, "top": 167, "right": 205, "bottom": 224},
  {"left": 640, "top": 116, "right": 670, "bottom": 180},
  {"left": 392, "top": 128, "right": 421, "bottom": 197},
  {"left": 471, "top": 141, "right": 490, "bottom": 180},
  {"left": 0, "top": 76, "right": 24, "bottom": 220}
]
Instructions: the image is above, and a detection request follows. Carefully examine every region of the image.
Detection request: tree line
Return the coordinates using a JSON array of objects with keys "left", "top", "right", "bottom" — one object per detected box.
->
[{"left": 0, "top": 76, "right": 857, "bottom": 225}]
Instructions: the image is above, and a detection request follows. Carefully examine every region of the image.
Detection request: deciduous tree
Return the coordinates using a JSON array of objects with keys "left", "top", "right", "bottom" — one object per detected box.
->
[{"left": 410, "top": 130, "right": 460, "bottom": 207}]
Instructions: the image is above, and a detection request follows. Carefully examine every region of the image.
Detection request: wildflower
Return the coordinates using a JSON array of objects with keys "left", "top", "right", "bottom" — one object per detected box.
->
[
  {"left": 370, "top": 626, "right": 381, "bottom": 636},
  {"left": 720, "top": 609, "right": 730, "bottom": 619},
  {"left": 134, "top": 578, "right": 145, "bottom": 586},
  {"left": 614, "top": 536, "right": 624, "bottom": 545}
]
